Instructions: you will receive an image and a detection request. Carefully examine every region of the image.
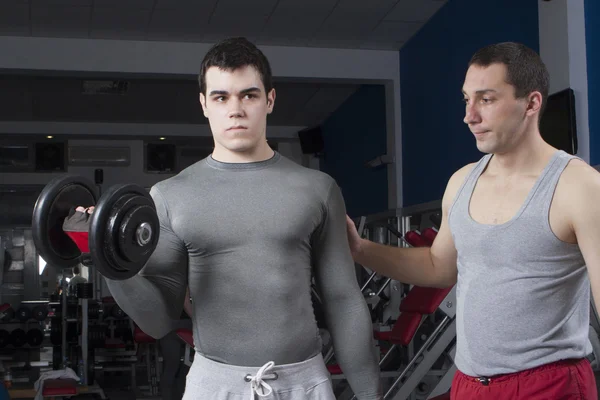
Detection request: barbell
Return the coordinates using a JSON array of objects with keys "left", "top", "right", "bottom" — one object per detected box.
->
[{"left": 32, "top": 175, "right": 160, "bottom": 280}]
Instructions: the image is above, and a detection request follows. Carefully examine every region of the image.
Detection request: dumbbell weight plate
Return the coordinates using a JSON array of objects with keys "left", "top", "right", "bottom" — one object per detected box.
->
[
  {"left": 89, "top": 184, "right": 159, "bottom": 280},
  {"left": 1, "top": 307, "right": 14, "bottom": 322},
  {"left": 0, "top": 330, "right": 9, "bottom": 348},
  {"left": 32, "top": 175, "right": 98, "bottom": 269},
  {"left": 10, "top": 329, "right": 27, "bottom": 347},
  {"left": 111, "top": 304, "right": 126, "bottom": 319},
  {"left": 17, "top": 307, "right": 31, "bottom": 322},
  {"left": 26, "top": 329, "right": 44, "bottom": 347},
  {"left": 32, "top": 305, "right": 48, "bottom": 321}
]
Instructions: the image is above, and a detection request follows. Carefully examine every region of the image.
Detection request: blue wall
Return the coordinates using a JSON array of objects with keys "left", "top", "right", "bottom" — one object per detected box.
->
[
  {"left": 320, "top": 85, "right": 388, "bottom": 217},
  {"left": 400, "top": 0, "right": 539, "bottom": 206},
  {"left": 585, "top": 0, "right": 600, "bottom": 165}
]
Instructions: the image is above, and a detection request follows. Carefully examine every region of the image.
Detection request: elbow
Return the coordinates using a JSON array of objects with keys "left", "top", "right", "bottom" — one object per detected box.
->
[
  {"left": 432, "top": 265, "right": 457, "bottom": 288},
  {"left": 428, "top": 251, "right": 457, "bottom": 288},
  {"left": 432, "top": 274, "right": 457, "bottom": 289},
  {"left": 135, "top": 319, "right": 175, "bottom": 340}
]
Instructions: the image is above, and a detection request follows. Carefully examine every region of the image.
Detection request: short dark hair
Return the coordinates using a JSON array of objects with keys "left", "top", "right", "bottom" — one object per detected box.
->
[
  {"left": 73, "top": 266, "right": 80, "bottom": 275},
  {"left": 469, "top": 42, "right": 550, "bottom": 118},
  {"left": 198, "top": 37, "right": 273, "bottom": 96}
]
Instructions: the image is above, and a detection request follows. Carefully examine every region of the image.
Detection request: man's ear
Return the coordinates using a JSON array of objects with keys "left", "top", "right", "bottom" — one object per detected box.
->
[
  {"left": 267, "top": 88, "right": 276, "bottom": 114},
  {"left": 526, "top": 90, "right": 543, "bottom": 118},
  {"left": 199, "top": 93, "right": 208, "bottom": 118}
]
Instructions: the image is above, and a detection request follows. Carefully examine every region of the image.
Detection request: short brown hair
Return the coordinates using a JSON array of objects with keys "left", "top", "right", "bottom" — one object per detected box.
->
[
  {"left": 469, "top": 42, "right": 550, "bottom": 119},
  {"left": 198, "top": 37, "right": 273, "bottom": 97}
]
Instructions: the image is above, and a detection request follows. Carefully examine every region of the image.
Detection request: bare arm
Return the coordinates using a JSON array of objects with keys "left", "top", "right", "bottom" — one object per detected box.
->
[
  {"left": 314, "top": 182, "right": 382, "bottom": 400},
  {"left": 347, "top": 165, "right": 474, "bottom": 288},
  {"left": 569, "top": 162, "right": 600, "bottom": 317}
]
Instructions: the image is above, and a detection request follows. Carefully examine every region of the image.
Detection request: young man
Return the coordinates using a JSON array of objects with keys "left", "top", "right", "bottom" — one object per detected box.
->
[
  {"left": 101, "top": 38, "right": 382, "bottom": 399},
  {"left": 346, "top": 42, "right": 600, "bottom": 399},
  {"left": 67, "top": 265, "right": 87, "bottom": 295}
]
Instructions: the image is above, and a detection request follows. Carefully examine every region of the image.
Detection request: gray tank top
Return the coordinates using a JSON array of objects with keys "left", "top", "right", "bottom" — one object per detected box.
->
[{"left": 448, "top": 150, "right": 592, "bottom": 377}]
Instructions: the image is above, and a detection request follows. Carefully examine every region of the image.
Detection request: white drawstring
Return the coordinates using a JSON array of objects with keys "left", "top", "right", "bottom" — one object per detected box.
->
[{"left": 246, "top": 361, "right": 278, "bottom": 400}]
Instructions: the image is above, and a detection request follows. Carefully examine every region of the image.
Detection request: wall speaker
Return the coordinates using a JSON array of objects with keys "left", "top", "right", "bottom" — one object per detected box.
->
[
  {"left": 146, "top": 143, "right": 176, "bottom": 173},
  {"left": 298, "top": 126, "right": 324, "bottom": 155},
  {"left": 35, "top": 142, "right": 66, "bottom": 172}
]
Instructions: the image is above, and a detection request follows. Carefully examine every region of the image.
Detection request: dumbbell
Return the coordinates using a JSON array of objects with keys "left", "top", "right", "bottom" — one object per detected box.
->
[
  {"left": 32, "top": 175, "right": 159, "bottom": 280},
  {"left": 0, "top": 304, "right": 14, "bottom": 322},
  {"left": 16, "top": 307, "right": 31, "bottom": 322},
  {"left": 10, "top": 329, "right": 27, "bottom": 347},
  {"left": 0, "top": 330, "right": 10, "bottom": 348},
  {"left": 32, "top": 305, "right": 49, "bottom": 321},
  {"left": 26, "top": 329, "right": 44, "bottom": 347}
]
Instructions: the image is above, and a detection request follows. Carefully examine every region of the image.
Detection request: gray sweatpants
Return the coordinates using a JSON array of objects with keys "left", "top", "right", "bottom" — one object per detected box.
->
[{"left": 182, "top": 352, "right": 336, "bottom": 399}]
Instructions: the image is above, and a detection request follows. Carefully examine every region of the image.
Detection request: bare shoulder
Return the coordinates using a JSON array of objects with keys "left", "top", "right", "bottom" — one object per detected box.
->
[
  {"left": 443, "top": 162, "right": 477, "bottom": 207},
  {"left": 557, "top": 159, "right": 600, "bottom": 213},
  {"left": 561, "top": 159, "right": 600, "bottom": 196}
]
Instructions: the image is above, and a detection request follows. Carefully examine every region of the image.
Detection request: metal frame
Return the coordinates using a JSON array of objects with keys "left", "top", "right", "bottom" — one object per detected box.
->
[{"left": 427, "top": 345, "right": 456, "bottom": 399}]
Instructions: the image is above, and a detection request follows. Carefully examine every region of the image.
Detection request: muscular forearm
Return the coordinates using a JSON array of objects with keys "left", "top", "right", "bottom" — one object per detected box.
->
[
  {"left": 355, "top": 239, "right": 447, "bottom": 287},
  {"left": 105, "top": 276, "right": 183, "bottom": 339}
]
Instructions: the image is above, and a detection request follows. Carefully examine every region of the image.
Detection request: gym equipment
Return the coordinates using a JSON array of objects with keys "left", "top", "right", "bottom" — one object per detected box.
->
[
  {"left": 10, "top": 329, "right": 27, "bottom": 347},
  {"left": 110, "top": 304, "right": 127, "bottom": 319},
  {"left": 89, "top": 184, "right": 159, "bottom": 280},
  {"left": 16, "top": 306, "right": 32, "bottom": 322},
  {"left": 88, "top": 303, "right": 102, "bottom": 319},
  {"left": 89, "top": 325, "right": 107, "bottom": 348},
  {"left": 0, "top": 330, "right": 9, "bottom": 348},
  {"left": 421, "top": 228, "right": 438, "bottom": 246},
  {"left": 32, "top": 175, "right": 98, "bottom": 269},
  {"left": 404, "top": 231, "right": 428, "bottom": 248},
  {"left": 32, "top": 305, "right": 49, "bottom": 321},
  {"left": 430, "top": 212, "right": 442, "bottom": 229},
  {"left": 343, "top": 285, "right": 457, "bottom": 400},
  {"left": 76, "top": 282, "right": 94, "bottom": 299},
  {"left": 32, "top": 175, "right": 160, "bottom": 280},
  {"left": 26, "top": 328, "right": 44, "bottom": 347},
  {"left": 0, "top": 304, "right": 14, "bottom": 322}
]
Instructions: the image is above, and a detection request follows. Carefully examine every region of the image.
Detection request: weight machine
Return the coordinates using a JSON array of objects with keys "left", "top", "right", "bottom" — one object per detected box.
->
[{"left": 324, "top": 201, "right": 455, "bottom": 400}]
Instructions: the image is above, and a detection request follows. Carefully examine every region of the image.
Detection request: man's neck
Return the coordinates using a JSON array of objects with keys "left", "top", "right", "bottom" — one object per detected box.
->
[
  {"left": 489, "top": 130, "right": 556, "bottom": 177},
  {"left": 212, "top": 145, "right": 274, "bottom": 164}
]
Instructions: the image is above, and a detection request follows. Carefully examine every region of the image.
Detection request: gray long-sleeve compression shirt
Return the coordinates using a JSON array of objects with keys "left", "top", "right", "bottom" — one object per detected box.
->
[{"left": 105, "top": 152, "right": 382, "bottom": 399}]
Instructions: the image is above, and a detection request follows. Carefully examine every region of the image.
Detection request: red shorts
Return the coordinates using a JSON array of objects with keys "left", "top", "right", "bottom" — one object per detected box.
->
[{"left": 451, "top": 358, "right": 598, "bottom": 400}]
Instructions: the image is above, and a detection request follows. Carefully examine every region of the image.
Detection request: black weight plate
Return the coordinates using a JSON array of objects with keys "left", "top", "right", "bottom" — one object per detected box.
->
[
  {"left": 111, "top": 304, "right": 126, "bottom": 319},
  {"left": 0, "top": 330, "right": 9, "bottom": 348},
  {"left": 17, "top": 307, "right": 31, "bottom": 322},
  {"left": 89, "top": 184, "right": 159, "bottom": 280},
  {"left": 32, "top": 305, "right": 49, "bottom": 321},
  {"left": 32, "top": 175, "right": 98, "bottom": 269},
  {"left": 26, "top": 329, "right": 44, "bottom": 347},
  {"left": 10, "top": 329, "right": 27, "bottom": 347},
  {"left": 1, "top": 307, "right": 14, "bottom": 322},
  {"left": 118, "top": 202, "right": 158, "bottom": 263}
]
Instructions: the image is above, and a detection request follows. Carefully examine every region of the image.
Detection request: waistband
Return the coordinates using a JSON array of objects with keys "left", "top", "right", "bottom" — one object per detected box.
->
[
  {"left": 188, "top": 352, "right": 331, "bottom": 395},
  {"left": 458, "top": 358, "right": 588, "bottom": 386}
]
